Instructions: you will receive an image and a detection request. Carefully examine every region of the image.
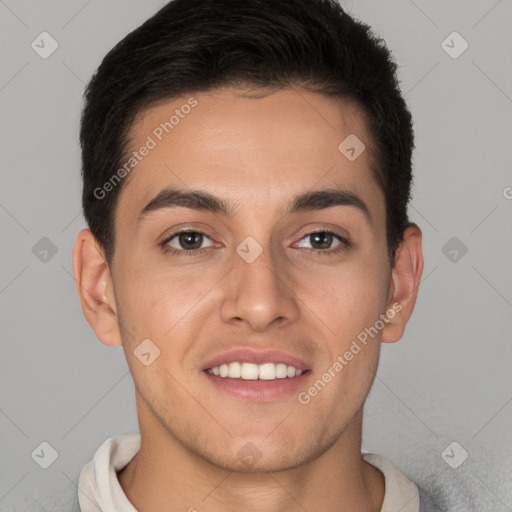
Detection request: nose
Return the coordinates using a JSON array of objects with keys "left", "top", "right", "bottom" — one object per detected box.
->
[{"left": 219, "top": 242, "right": 300, "bottom": 332}]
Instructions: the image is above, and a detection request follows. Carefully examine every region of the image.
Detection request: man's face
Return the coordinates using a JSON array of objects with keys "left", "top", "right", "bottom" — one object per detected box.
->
[{"left": 110, "top": 88, "right": 393, "bottom": 471}]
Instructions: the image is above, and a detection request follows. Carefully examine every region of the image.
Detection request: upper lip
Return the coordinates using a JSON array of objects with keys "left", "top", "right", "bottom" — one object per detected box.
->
[{"left": 202, "top": 347, "right": 310, "bottom": 371}]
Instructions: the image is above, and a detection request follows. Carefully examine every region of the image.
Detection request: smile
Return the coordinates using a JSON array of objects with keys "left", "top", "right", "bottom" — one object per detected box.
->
[{"left": 205, "top": 362, "right": 304, "bottom": 380}]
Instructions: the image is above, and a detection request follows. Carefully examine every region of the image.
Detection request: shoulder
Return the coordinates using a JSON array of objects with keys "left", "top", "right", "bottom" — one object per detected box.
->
[
  {"left": 363, "top": 452, "right": 420, "bottom": 511},
  {"left": 363, "top": 453, "right": 447, "bottom": 512}
]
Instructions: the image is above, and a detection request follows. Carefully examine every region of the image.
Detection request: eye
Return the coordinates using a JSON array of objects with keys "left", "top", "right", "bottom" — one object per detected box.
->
[
  {"left": 295, "top": 230, "right": 350, "bottom": 254},
  {"left": 159, "top": 228, "right": 350, "bottom": 257},
  {"left": 160, "top": 230, "right": 215, "bottom": 256}
]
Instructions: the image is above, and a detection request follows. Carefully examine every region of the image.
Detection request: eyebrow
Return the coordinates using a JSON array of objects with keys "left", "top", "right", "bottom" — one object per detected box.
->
[{"left": 137, "top": 186, "right": 372, "bottom": 225}]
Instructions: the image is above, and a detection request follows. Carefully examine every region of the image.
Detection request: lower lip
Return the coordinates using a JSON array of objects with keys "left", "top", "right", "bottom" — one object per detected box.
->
[{"left": 202, "top": 370, "right": 310, "bottom": 401}]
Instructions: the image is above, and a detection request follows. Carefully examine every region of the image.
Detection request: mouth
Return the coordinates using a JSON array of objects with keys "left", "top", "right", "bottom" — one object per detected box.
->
[{"left": 201, "top": 348, "right": 311, "bottom": 401}]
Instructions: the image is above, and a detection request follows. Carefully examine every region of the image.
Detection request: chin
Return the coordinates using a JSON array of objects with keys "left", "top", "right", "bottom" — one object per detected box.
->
[
  {"left": 191, "top": 434, "right": 324, "bottom": 474},
  {"left": 207, "top": 452, "right": 306, "bottom": 474}
]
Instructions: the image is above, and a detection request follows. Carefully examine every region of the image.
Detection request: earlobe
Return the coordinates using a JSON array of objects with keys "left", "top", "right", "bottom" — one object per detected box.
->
[
  {"left": 381, "top": 224, "right": 424, "bottom": 344},
  {"left": 72, "top": 229, "right": 122, "bottom": 347}
]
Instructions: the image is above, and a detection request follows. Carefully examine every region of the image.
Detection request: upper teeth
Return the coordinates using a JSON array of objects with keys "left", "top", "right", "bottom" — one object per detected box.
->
[{"left": 206, "top": 362, "right": 303, "bottom": 380}]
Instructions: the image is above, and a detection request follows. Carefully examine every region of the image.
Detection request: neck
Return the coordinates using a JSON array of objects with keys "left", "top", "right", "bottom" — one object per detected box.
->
[{"left": 118, "top": 406, "right": 384, "bottom": 512}]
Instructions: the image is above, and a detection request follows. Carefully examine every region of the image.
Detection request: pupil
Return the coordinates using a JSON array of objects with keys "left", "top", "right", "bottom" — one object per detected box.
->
[
  {"left": 312, "top": 232, "right": 331, "bottom": 249},
  {"left": 180, "top": 232, "right": 202, "bottom": 250}
]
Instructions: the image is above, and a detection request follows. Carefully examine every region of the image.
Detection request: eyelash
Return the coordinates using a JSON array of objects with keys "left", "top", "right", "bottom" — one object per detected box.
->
[{"left": 159, "top": 229, "right": 351, "bottom": 257}]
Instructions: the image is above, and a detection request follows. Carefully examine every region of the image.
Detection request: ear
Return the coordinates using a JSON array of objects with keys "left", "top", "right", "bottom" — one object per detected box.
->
[
  {"left": 381, "top": 224, "right": 424, "bottom": 343},
  {"left": 72, "top": 228, "right": 122, "bottom": 347}
]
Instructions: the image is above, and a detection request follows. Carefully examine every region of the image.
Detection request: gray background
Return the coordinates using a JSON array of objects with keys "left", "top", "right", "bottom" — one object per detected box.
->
[{"left": 0, "top": 0, "right": 511, "bottom": 510}]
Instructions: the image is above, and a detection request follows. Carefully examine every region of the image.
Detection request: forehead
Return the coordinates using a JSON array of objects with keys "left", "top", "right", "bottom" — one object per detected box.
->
[{"left": 116, "top": 87, "right": 385, "bottom": 227}]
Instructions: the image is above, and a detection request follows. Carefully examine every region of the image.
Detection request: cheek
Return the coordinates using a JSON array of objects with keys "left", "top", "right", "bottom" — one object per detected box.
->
[
  {"left": 305, "top": 261, "right": 387, "bottom": 333},
  {"left": 115, "top": 263, "right": 221, "bottom": 345}
]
